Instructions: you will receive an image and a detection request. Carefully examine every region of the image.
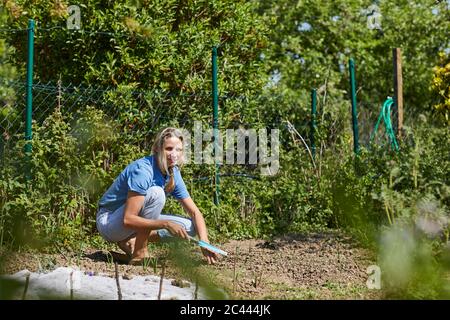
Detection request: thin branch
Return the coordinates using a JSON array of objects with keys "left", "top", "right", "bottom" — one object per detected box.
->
[{"left": 284, "top": 120, "right": 317, "bottom": 171}]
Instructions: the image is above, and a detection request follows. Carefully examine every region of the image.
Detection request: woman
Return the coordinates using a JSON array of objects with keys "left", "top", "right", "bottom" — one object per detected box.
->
[{"left": 96, "top": 127, "right": 218, "bottom": 265}]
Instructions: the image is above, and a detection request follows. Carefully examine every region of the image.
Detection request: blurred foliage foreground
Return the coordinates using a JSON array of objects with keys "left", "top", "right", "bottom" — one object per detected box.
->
[{"left": 0, "top": 0, "right": 449, "bottom": 299}]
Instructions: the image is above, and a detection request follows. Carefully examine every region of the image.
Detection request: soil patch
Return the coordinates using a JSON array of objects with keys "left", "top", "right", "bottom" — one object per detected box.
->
[{"left": 0, "top": 231, "right": 382, "bottom": 299}]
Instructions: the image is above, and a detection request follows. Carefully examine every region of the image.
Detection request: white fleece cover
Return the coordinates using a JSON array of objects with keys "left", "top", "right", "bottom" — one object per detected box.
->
[{"left": 2, "top": 267, "right": 212, "bottom": 300}]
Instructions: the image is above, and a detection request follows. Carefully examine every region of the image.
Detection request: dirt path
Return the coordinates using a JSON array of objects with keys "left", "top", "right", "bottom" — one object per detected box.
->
[{"left": 0, "top": 232, "right": 382, "bottom": 299}]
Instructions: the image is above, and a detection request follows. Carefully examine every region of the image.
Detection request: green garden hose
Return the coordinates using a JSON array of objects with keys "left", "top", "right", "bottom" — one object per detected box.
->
[{"left": 370, "top": 97, "right": 399, "bottom": 151}]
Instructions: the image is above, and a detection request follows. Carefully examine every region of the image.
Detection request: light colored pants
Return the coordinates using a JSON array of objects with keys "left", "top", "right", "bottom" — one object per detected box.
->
[{"left": 96, "top": 186, "right": 196, "bottom": 242}]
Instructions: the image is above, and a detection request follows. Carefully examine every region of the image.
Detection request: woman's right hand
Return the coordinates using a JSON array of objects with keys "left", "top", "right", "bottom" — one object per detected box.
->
[{"left": 165, "top": 221, "right": 189, "bottom": 239}]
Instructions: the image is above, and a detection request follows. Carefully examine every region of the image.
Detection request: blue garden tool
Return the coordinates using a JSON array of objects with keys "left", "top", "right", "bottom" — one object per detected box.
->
[{"left": 188, "top": 236, "right": 228, "bottom": 256}]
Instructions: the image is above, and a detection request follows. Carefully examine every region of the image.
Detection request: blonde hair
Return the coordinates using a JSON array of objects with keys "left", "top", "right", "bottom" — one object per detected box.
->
[{"left": 151, "top": 127, "right": 185, "bottom": 193}]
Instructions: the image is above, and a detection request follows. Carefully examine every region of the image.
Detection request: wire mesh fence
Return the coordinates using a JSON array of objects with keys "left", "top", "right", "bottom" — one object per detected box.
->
[
  {"left": 0, "top": 78, "right": 398, "bottom": 173},
  {"left": 0, "top": 78, "right": 293, "bottom": 182},
  {"left": 0, "top": 23, "right": 405, "bottom": 190}
]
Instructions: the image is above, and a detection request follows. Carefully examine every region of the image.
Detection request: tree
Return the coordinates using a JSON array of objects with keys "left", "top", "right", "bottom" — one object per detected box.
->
[
  {"left": 256, "top": 0, "right": 450, "bottom": 119},
  {"left": 5, "top": 0, "right": 270, "bottom": 93}
]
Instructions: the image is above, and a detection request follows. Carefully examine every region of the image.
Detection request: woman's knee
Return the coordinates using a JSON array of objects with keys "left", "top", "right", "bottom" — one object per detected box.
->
[
  {"left": 147, "top": 186, "right": 166, "bottom": 206},
  {"left": 184, "top": 219, "right": 196, "bottom": 236},
  {"left": 141, "top": 186, "right": 166, "bottom": 218},
  {"left": 172, "top": 216, "right": 196, "bottom": 235},
  {"left": 157, "top": 215, "right": 196, "bottom": 240}
]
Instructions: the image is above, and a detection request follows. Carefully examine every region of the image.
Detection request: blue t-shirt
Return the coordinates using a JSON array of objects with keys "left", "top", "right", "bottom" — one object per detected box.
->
[{"left": 98, "top": 155, "right": 190, "bottom": 211}]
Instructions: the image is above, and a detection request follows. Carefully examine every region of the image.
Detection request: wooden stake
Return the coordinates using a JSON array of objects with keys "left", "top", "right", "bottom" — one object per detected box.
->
[
  {"left": 194, "top": 280, "right": 199, "bottom": 300},
  {"left": 70, "top": 270, "right": 74, "bottom": 300},
  {"left": 22, "top": 272, "right": 30, "bottom": 300},
  {"left": 114, "top": 262, "right": 122, "bottom": 300},
  {"left": 393, "top": 48, "right": 404, "bottom": 139},
  {"left": 157, "top": 260, "right": 166, "bottom": 300},
  {"left": 233, "top": 246, "right": 238, "bottom": 295},
  {"left": 57, "top": 75, "right": 62, "bottom": 111}
]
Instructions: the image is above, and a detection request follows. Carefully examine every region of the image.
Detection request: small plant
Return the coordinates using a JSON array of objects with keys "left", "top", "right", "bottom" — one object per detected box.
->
[
  {"left": 150, "top": 257, "right": 159, "bottom": 274},
  {"left": 105, "top": 251, "right": 114, "bottom": 266},
  {"left": 76, "top": 242, "right": 84, "bottom": 268},
  {"left": 252, "top": 270, "right": 263, "bottom": 289},
  {"left": 141, "top": 256, "right": 152, "bottom": 272}
]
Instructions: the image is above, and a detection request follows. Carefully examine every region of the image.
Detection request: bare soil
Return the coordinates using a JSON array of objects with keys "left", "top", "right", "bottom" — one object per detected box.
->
[{"left": 0, "top": 231, "right": 383, "bottom": 299}]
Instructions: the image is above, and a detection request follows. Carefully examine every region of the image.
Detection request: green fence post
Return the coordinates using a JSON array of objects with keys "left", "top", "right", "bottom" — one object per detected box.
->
[
  {"left": 25, "top": 19, "right": 35, "bottom": 181},
  {"left": 349, "top": 58, "right": 360, "bottom": 155},
  {"left": 310, "top": 88, "right": 317, "bottom": 160},
  {"left": 212, "top": 46, "right": 220, "bottom": 205}
]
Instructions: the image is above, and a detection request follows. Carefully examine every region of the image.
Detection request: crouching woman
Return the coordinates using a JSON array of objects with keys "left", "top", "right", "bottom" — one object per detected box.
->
[{"left": 96, "top": 127, "right": 218, "bottom": 265}]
